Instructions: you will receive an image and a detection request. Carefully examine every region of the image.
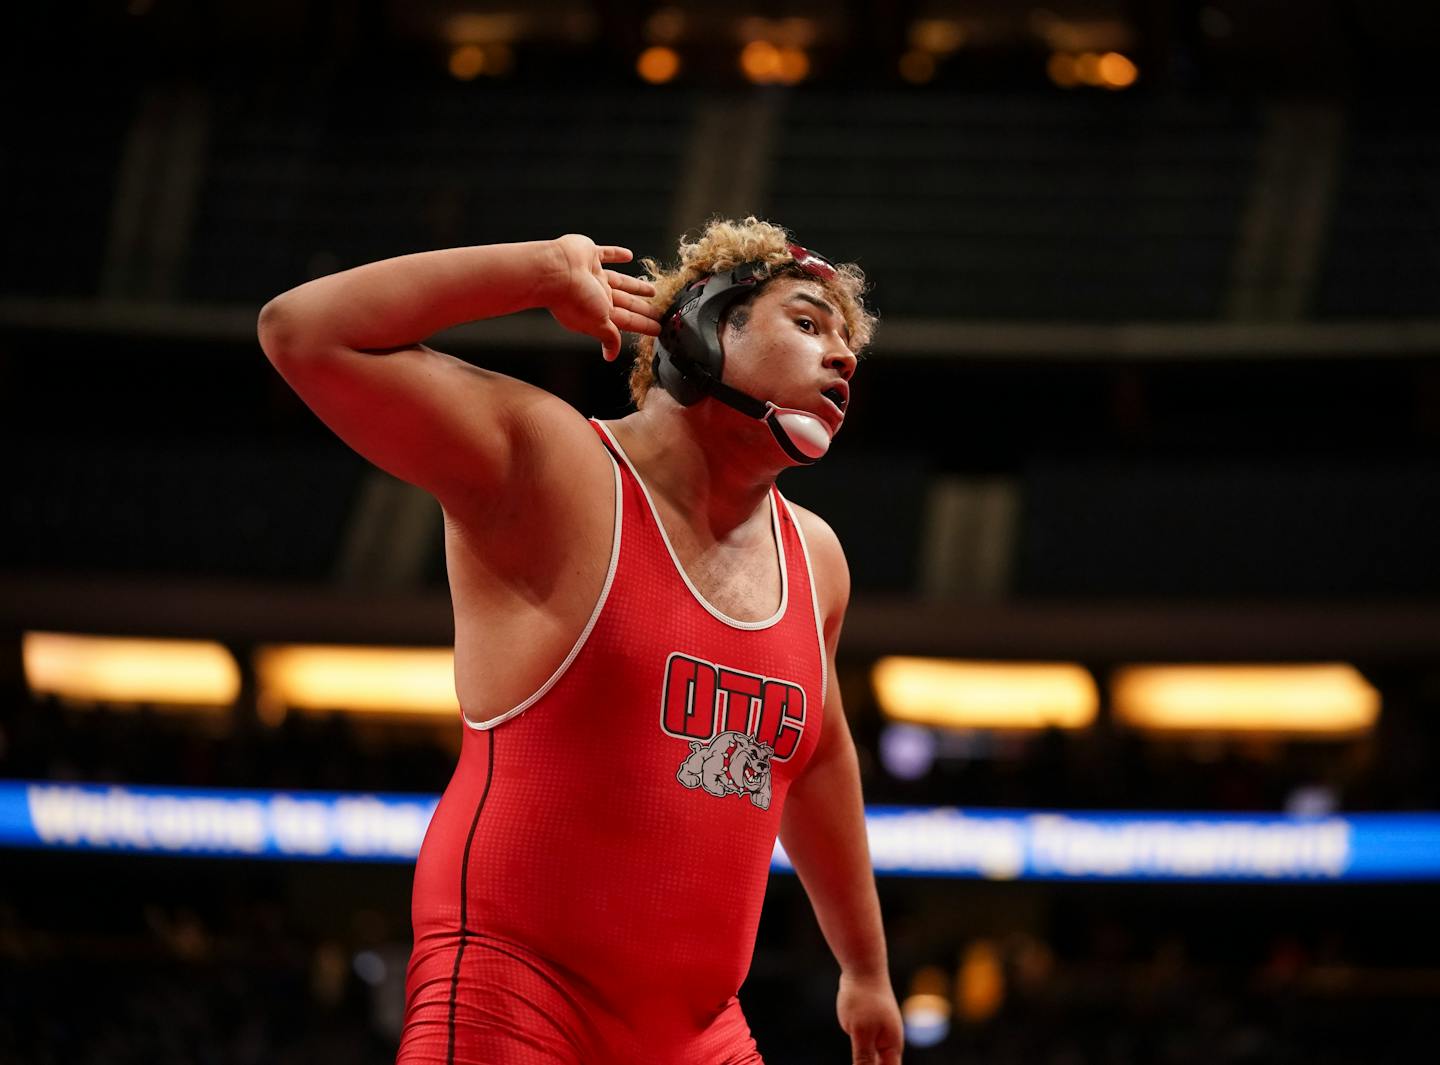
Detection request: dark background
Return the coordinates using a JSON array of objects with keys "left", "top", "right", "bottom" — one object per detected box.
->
[{"left": 4, "top": 1, "right": 1440, "bottom": 1061}]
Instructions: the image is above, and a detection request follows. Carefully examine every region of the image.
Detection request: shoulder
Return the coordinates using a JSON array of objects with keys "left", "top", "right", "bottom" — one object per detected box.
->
[
  {"left": 784, "top": 498, "right": 850, "bottom": 639},
  {"left": 447, "top": 398, "right": 614, "bottom": 573}
]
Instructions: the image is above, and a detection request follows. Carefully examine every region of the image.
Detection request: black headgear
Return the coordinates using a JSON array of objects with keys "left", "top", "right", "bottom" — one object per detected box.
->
[{"left": 652, "top": 244, "right": 841, "bottom": 465}]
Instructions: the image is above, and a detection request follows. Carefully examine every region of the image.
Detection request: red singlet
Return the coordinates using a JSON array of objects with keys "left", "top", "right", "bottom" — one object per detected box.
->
[{"left": 398, "top": 419, "right": 827, "bottom": 1065}]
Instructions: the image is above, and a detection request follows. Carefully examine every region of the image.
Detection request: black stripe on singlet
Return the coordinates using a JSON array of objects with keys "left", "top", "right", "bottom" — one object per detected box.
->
[{"left": 446, "top": 727, "right": 496, "bottom": 1065}]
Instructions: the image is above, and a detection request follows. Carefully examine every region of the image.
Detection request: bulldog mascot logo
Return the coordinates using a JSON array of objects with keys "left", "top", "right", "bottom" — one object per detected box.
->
[
  {"left": 660, "top": 652, "right": 808, "bottom": 812},
  {"left": 676, "top": 731, "right": 774, "bottom": 810}
]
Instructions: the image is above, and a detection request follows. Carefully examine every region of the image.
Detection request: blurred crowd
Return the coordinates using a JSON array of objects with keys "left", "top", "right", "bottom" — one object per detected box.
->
[{"left": 3, "top": 871, "right": 1436, "bottom": 1065}]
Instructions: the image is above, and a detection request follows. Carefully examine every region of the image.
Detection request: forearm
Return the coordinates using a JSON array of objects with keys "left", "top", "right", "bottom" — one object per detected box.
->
[
  {"left": 779, "top": 739, "right": 889, "bottom": 979},
  {"left": 261, "top": 239, "right": 564, "bottom": 351}
]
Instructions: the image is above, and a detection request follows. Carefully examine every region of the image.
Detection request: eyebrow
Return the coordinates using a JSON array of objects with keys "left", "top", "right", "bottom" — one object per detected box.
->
[{"left": 784, "top": 292, "right": 852, "bottom": 345}]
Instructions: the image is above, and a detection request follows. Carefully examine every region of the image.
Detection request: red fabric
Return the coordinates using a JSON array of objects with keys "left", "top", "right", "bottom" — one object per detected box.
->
[{"left": 398, "top": 419, "right": 826, "bottom": 1065}]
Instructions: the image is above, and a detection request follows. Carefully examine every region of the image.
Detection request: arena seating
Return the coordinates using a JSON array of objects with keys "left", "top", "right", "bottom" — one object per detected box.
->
[
  {"left": 767, "top": 91, "right": 1261, "bottom": 320},
  {"left": 183, "top": 76, "right": 692, "bottom": 305}
]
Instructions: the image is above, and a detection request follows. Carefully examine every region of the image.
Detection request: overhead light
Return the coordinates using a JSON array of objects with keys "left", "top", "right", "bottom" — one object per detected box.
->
[
  {"left": 899, "top": 50, "right": 937, "bottom": 85},
  {"left": 1046, "top": 52, "right": 1079, "bottom": 88},
  {"left": 447, "top": 42, "right": 512, "bottom": 80},
  {"left": 737, "top": 16, "right": 817, "bottom": 47},
  {"left": 739, "top": 40, "right": 782, "bottom": 82},
  {"left": 1074, "top": 51, "right": 1103, "bottom": 85},
  {"left": 909, "top": 19, "right": 966, "bottom": 55},
  {"left": 448, "top": 44, "right": 486, "bottom": 80},
  {"left": 644, "top": 7, "right": 685, "bottom": 44},
  {"left": 254, "top": 644, "right": 458, "bottom": 719},
  {"left": 637, "top": 45, "right": 681, "bottom": 84},
  {"left": 775, "top": 46, "right": 810, "bottom": 85},
  {"left": 738, "top": 39, "right": 809, "bottom": 85},
  {"left": 22, "top": 631, "right": 240, "bottom": 710},
  {"left": 442, "top": 13, "right": 523, "bottom": 47},
  {"left": 1097, "top": 52, "right": 1138, "bottom": 88},
  {"left": 872, "top": 657, "right": 1098, "bottom": 729},
  {"left": 1111, "top": 664, "right": 1380, "bottom": 735}
]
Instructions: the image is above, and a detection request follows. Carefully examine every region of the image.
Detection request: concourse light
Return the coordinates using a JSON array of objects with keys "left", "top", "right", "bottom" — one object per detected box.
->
[
  {"left": 255, "top": 644, "right": 458, "bottom": 719},
  {"left": 1111, "top": 663, "right": 1380, "bottom": 735},
  {"left": 958, "top": 939, "right": 1004, "bottom": 1022},
  {"left": 872, "top": 657, "right": 1098, "bottom": 729},
  {"left": 900, "top": 992, "right": 951, "bottom": 1048},
  {"left": 22, "top": 631, "right": 240, "bottom": 710}
]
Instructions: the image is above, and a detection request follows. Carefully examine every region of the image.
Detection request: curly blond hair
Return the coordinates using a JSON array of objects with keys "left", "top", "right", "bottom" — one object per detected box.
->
[{"left": 628, "top": 216, "right": 877, "bottom": 408}]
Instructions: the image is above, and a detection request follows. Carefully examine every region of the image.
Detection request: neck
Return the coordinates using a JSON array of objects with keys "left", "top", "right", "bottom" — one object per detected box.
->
[{"left": 606, "top": 392, "right": 786, "bottom": 543}]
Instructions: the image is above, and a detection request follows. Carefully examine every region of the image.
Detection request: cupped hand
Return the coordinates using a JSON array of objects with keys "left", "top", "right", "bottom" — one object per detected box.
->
[
  {"left": 838, "top": 971, "right": 904, "bottom": 1065},
  {"left": 546, "top": 233, "right": 662, "bottom": 361}
]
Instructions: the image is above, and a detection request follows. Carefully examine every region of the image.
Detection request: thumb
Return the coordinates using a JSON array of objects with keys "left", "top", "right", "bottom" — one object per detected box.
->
[
  {"left": 597, "top": 320, "right": 622, "bottom": 362},
  {"left": 851, "top": 1034, "right": 879, "bottom": 1065}
]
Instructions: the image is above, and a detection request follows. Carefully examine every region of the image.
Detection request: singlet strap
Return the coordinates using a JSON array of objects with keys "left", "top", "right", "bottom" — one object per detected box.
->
[{"left": 588, "top": 417, "right": 619, "bottom": 458}]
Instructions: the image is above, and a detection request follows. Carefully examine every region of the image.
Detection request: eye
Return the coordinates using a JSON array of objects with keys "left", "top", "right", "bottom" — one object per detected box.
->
[{"left": 796, "top": 317, "right": 817, "bottom": 333}]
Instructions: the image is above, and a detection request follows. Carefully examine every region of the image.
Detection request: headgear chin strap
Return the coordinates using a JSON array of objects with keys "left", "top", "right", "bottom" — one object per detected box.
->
[{"left": 653, "top": 244, "right": 839, "bottom": 465}]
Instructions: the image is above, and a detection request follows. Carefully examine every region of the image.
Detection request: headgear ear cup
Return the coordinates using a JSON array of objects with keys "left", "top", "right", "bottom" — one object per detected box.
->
[{"left": 654, "top": 264, "right": 761, "bottom": 406}]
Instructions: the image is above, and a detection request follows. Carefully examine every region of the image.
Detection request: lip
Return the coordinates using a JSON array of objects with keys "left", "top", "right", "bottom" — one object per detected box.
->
[{"left": 818, "top": 393, "right": 846, "bottom": 429}]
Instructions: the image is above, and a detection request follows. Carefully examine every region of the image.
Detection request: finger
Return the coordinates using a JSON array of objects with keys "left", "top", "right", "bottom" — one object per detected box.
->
[
  {"left": 850, "top": 1035, "right": 878, "bottom": 1065},
  {"left": 611, "top": 308, "right": 662, "bottom": 336},
  {"left": 599, "top": 321, "right": 623, "bottom": 362},
  {"left": 605, "top": 270, "right": 657, "bottom": 297},
  {"left": 610, "top": 289, "right": 663, "bottom": 319},
  {"left": 597, "top": 246, "right": 633, "bottom": 264}
]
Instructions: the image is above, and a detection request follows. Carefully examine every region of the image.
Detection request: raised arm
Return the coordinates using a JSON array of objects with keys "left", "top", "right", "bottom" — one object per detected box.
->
[{"left": 254, "top": 236, "right": 659, "bottom": 516}]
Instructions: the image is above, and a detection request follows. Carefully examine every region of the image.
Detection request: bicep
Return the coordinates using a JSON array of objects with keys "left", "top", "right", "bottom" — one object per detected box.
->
[
  {"left": 259, "top": 323, "right": 573, "bottom": 514},
  {"left": 816, "top": 642, "right": 855, "bottom": 764}
]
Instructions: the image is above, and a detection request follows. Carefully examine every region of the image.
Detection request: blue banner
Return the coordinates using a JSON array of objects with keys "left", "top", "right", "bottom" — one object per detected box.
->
[{"left": 4, "top": 781, "right": 1439, "bottom": 881}]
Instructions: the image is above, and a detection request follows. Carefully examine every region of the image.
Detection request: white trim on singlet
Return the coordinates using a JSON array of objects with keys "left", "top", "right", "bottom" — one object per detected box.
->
[
  {"left": 460, "top": 445, "right": 623, "bottom": 732},
  {"left": 594, "top": 420, "right": 788, "bottom": 631},
  {"left": 778, "top": 494, "right": 830, "bottom": 709}
]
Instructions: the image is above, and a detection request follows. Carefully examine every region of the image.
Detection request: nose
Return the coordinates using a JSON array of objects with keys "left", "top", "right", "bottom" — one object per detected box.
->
[{"left": 825, "top": 342, "right": 857, "bottom": 380}]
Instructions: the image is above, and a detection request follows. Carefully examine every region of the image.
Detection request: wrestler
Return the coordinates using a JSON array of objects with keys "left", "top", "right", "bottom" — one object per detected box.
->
[{"left": 257, "top": 218, "right": 902, "bottom": 1064}]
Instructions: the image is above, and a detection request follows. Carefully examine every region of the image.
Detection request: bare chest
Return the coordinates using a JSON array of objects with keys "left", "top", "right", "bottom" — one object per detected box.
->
[{"left": 666, "top": 531, "right": 783, "bottom": 623}]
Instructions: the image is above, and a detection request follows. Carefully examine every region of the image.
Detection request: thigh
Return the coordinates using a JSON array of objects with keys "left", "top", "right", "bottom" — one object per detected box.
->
[
  {"left": 397, "top": 1020, "right": 584, "bottom": 1065},
  {"left": 399, "top": 936, "right": 602, "bottom": 1065}
]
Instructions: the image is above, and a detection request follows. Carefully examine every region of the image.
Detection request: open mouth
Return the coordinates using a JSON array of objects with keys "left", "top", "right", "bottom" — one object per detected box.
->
[{"left": 821, "top": 386, "right": 848, "bottom": 413}]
